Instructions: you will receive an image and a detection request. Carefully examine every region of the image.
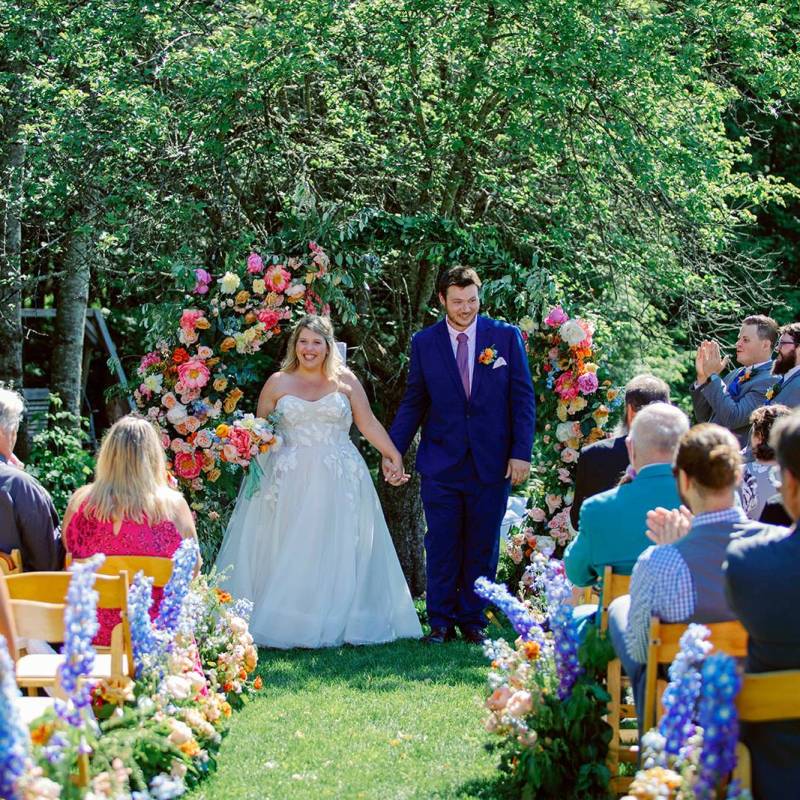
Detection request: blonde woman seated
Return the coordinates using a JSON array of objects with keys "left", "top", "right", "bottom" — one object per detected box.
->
[
  {"left": 62, "top": 415, "right": 199, "bottom": 645},
  {"left": 215, "top": 315, "right": 422, "bottom": 649}
]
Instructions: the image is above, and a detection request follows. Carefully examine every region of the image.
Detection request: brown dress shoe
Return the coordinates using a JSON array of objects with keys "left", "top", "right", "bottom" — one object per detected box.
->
[
  {"left": 460, "top": 627, "right": 488, "bottom": 644},
  {"left": 423, "top": 626, "right": 456, "bottom": 644}
]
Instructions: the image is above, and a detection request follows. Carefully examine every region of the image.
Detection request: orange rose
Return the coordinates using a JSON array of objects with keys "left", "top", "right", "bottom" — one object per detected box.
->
[
  {"left": 223, "top": 388, "right": 244, "bottom": 414},
  {"left": 523, "top": 641, "right": 541, "bottom": 661},
  {"left": 213, "top": 377, "right": 228, "bottom": 392},
  {"left": 207, "top": 468, "right": 221, "bottom": 483},
  {"left": 195, "top": 317, "right": 211, "bottom": 330},
  {"left": 180, "top": 739, "right": 201, "bottom": 757},
  {"left": 220, "top": 337, "right": 236, "bottom": 352},
  {"left": 235, "top": 290, "right": 251, "bottom": 306},
  {"left": 215, "top": 423, "right": 230, "bottom": 438},
  {"left": 253, "top": 676, "right": 263, "bottom": 690}
]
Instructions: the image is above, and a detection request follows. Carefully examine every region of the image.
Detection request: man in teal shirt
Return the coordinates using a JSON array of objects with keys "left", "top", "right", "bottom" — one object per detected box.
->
[{"left": 565, "top": 403, "right": 688, "bottom": 588}]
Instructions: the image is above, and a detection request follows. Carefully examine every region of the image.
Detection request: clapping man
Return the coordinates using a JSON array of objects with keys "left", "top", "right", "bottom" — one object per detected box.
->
[{"left": 691, "top": 315, "right": 777, "bottom": 446}]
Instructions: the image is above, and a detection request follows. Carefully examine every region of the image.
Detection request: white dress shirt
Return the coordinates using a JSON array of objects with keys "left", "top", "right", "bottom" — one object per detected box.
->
[{"left": 446, "top": 316, "right": 477, "bottom": 389}]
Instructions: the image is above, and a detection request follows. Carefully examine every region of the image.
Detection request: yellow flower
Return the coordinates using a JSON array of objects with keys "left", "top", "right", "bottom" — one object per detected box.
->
[
  {"left": 219, "top": 271, "right": 241, "bottom": 294},
  {"left": 215, "top": 423, "right": 230, "bottom": 438},
  {"left": 213, "top": 377, "right": 228, "bottom": 392},
  {"left": 207, "top": 468, "right": 221, "bottom": 483},
  {"left": 606, "top": 388, "right": 619, "bottom": 402},
  {"left": 266, "top": 291, "right": 283, "bottom": 307},
  {"left": 220, "top": 337, "right": 236, "bottom": 352},
  {"left": 251, "top": 279, "right": 266, "bottom": 295},
  {"left": 179, "top": 739, "right": 201, "bottom": 758},
  {"left": 556, "top": 402, "right": 568, "bottom": 422},
  {"left": 235, "top": 290, "right": 251, "bottom": 306},
  {"left": 195, "top": 317, "right": 210, "bottom": 330},
  {"left": 567, "top": 396, "right": 587, "bottom": 414},
  {"left": 592, "top": 405, "right": 610, "bottom": 426},
  {"left": 583, "top": 362, "right": 598, "bottom": 373},
  {"left": 224, "top": 388, "right": 244, "bottom": 414}
]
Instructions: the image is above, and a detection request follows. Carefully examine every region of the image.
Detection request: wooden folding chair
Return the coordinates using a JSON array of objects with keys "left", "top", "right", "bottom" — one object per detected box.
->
[
  {"left": 0, "top": 549, "right": 22, "bottom": 575},
  {"left": 642, "top": 618, "right": 748, "bottom": 733},
  {"left": 4, "top": 571, "right": 134, "bottom": 695},
  {"left": 731, "top": 670, "right": 800, "bottom": 791},
  {"left": 66, "top": 552, "right": 173, "bottom": 588},
  {"left": 598, "top": 566, "right": 635, "bottom": 794}
]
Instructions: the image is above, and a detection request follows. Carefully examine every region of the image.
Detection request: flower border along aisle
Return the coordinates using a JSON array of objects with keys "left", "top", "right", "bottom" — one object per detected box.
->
[
  {"left": 476, "top": 557, "right": 615, "bottom": 800},
  {"left": 5, "top": 540, "right": 264, "bottom": 799},
  {"left": 502, "top": 306, "right": 622, "bottom": 577},
  {"left": 133, "top": 243, "right": 357, "bottom": 557}
]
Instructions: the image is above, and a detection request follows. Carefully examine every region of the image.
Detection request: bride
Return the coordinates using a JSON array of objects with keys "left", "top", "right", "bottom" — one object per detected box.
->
[{"left": 215, "top": 314, "right": 422, "bottom": 648}]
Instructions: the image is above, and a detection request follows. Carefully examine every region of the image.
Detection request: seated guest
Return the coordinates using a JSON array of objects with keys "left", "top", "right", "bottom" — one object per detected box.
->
[
  {"left": 691, "top": 315, "right": 777, "bottom": 446},
  {"left": 726, "top": 410, "right": 800, "bottom": 800},
  {"left": 565, "top": 403, "right": 687, "bottom": 588},
  {"left": 0, "top": 388, "right": 63, "bottom": 571},
  {"left": 569, "top": 375, "right": 670, "bottom": 529},
  {"left": 740, "top": 404, "right": 791, "bottom": 521},
  {"left": 62, "top": 415, "right": 199, "bottom": 645},
  {"left": 608, "top": 423, "right": 754, "bottom": 720},
  {"left": 766, "top": 323, "right": 800, "bottom": 408}
]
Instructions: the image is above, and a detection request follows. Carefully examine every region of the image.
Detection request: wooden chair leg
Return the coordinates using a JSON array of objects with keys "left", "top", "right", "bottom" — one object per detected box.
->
[{"left": 607, "top": 657, "right": 622, "bottom": 776}]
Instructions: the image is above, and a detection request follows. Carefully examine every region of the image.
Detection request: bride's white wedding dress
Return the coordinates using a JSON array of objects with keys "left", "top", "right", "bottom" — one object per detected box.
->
[{"left": 214, "top": 391, "right": 422, "bottom": 648}]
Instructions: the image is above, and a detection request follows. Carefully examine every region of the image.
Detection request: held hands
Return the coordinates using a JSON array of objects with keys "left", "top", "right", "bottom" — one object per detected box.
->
[
  {"left": 505, "top": 458, "right": 531, "bottom": 486},
  {"left": 646, "top": 505, "right": 693, "bottom": 546},
  {"left": 695, "top": 340, "right": 729, "bottom": 384},
  {"left": 382, "top": 453, "right": 410, "bottom": 487}
]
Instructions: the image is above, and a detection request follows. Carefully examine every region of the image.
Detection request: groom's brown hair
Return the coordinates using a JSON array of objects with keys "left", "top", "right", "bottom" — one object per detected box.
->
[{"left": 438, "top": 266, "right": 482, "bottom": 297}]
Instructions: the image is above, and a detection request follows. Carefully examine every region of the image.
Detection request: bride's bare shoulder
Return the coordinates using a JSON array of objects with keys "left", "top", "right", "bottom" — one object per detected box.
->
[{"left": 337, "top": 368, "right": 361, "bottom": 393}]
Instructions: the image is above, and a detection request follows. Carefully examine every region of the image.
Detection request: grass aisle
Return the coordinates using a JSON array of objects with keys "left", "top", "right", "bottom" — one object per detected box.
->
[{"left": 186, "top": 636, "right": 510, "bottom": 800}]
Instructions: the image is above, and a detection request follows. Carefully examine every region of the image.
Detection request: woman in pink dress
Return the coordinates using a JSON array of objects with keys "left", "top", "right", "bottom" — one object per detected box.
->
[{"left": 63, "top": 415, "right": 199, "bottom": 645}]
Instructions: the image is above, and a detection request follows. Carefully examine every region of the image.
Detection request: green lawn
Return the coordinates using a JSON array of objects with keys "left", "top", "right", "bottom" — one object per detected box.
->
[{"left": 186, "top": 635, "right": 512, "bottom": 800}]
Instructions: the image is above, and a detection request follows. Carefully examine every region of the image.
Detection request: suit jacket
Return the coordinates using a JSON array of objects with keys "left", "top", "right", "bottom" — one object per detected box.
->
[
  {"left": 569, "top": 434, "right": 629, "bottom": 529},
  {"left": 389, "top": 315, "right": 536, "bottom": 484},
  {"left": 564, "top": 463, "right": 681, "bottom": 588},
  {"left": 691, "top": 363, "right": 775, "bottom": 446},
  {"left": 766, "top": 368, "right": 800, "bottom": 409},
  {"left": 725, "top": 524, "right": 800, "bottom": 800}
]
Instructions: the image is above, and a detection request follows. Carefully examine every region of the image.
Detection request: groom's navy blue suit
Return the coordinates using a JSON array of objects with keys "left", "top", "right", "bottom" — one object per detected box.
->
[{"left": 390, "top": 315, "right": 536, "bottom": 631}]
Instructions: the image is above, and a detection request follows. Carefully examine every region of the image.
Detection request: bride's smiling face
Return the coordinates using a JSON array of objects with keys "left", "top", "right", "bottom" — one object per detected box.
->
[{"left": 296, "top": 328, "right": 328, "bottom": 370}]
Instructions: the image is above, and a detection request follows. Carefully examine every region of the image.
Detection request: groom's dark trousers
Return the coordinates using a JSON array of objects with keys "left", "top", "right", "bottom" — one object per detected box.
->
[{"left": 389, "top": 315, "right": 535, "bottom": 632}]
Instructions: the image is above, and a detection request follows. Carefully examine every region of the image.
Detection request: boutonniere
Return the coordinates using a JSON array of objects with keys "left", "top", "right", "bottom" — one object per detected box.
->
[
  {"left": 739, "top": 366, "right": 753, "bottom": 385},
  {"left": 478, "top": 345, "right": 499, "bottom": 366},
  {"left": 765, "top": 380, "right": 782, "bottom": 401}
]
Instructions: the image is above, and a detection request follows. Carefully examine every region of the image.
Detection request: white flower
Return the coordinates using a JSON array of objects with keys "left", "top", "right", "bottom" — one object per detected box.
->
[
  {"left": 219, "top": 271, "right": 241, "bottom": 294},
  {"left": 559, "top": 319, "right": 586, "bottom": 346},
  {"left": 167, "top": 717, "right": 194, "bottom": 745},
  {"left": 143, "top": 373, "right": 164, "bottom": 393},
  {"left": 555, "top": 421, "right": 581, "bottom": 442},
  {"left": 518, "top": 316, "right": 537, "bottom": 333},
  {"left": 229, "top": 616, "right": 248, "bottom": 635},
  {"left": 149, "top": 773, "right": 186, "bottom": 800},
  {"left": 166, "top": 402, "right": 188, "bottom": 426},
  {"left": 163, "top": 674, "right": 192, "bottom": 700}
]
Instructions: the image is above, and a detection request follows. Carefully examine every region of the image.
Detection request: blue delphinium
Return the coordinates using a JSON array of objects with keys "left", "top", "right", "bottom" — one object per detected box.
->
[
  {"left": 156, "top": 538, "right": 199, "bottom": 637},
  {"left": 540, "top": 559, "right": 583, "bottom": 699},
  {"left": 658, "top": 623, "right": 712, "bottom": 757},
  {"left": 128, "top": 571, "right": 163, "bottom": 677},
  {"left": 474, "top": 577, "right": 545, "bottom": 645},
  {"left": 56, "top": 553, "right": 104, "bottom": 728},
  {"left": 0, "top": 634, "right": 30, "bottom": 800},
  {"left": 695, "top": 652, "right": 742, "bottom": 799}
]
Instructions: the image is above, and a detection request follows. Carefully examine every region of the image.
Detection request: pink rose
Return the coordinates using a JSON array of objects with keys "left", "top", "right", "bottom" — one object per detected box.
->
[
  {"left": 486, "top": 686, "right": 512, "bottom": 712},
  {"left": 174, "top": 451, "right": 203, "bottom": 480},
  {"left": 560, "top": 447, "right": 579, "bottom": 464},
  {"left": 193, "top": 269, "right": 211, "bottom": 294},
  {"left": 506, "top": 690, "right": 533, "bottom": 718},
  {"left": 180, "top": 309, "right": 204, "bottom": 331},
  {"left": 577, "top": 371, "right": 599, "bottom": 395},
  {"left": 265, "top": 264, "right": 291, "bottom": 293},
  {"left": 528, "top": 507, "right": 546, "bottom": 523},
  {"left": 557, "top": 468, "right": 573, "bottom": 484},
  {"left": 544, "top": 306, "right": 569, "bottom": 327},
  {"left": 247, "top": 252, "right": 264, "bottom": 274},
  {"left": 177, "top": 359, "right": 210, "bottom": 390},
  {"left": 545, "top": 493, "right": 563, "bottom": 513}
]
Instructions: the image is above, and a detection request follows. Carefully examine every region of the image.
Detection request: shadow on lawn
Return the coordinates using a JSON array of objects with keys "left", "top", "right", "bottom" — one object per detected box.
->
[{"left": 254, "top": 633, "right": 507, "bottom": 693}]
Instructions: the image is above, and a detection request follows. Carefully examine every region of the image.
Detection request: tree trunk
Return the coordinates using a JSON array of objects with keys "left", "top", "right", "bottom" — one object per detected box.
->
[
  {"left": 51, "top": 214, "right": 91, "bottom": 420},
  {"left": 377, "top": 440, "right": 427, "bottom": 597},
  {"left": 0, "top": 128, "right": 25, "bottom": 390}
]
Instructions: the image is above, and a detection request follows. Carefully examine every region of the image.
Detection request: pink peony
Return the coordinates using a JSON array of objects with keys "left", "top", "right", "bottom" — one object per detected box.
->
[
  {"left": 554, "top": 371, "right": 580, "bottom": 401},
  {"left": 265, "top": 264, "right": 291, "bottom": 293},
  {"left": 577, "top": 371, "right": 599, "bottom": 395},
  {"left": 544, "top": 306, "right": 569, "bottom": 327},
  {"left": 247, "top": 252, "right": 264, "bottom": 274},
  {"left": 227, "top": 427, "right": 252, "bottom": 459},
  {"left": 180, "top": 309, "right": 204, "bottom": 331},
  {"left": 193, "top": 269, "right": 211, "bottom": 295},
  {"left": 256, "top": 309, "right": 281, "bottom": 329},
  {"left": 174, "top": 451, "right": 203, "bottom": 480},
  {"left": 177, "top": 359, "right": 210, "bottom": 390}
]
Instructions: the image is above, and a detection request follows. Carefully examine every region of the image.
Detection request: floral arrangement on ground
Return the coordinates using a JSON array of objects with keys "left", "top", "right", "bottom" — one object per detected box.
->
[
  {"left": 476, "top": 556, "right": 615, "bottom": 799},
  {"left": 1, "top": 543, "right": 263, "bottom": 799},
  {"left": 133, "top": 243, "right": 363, "bottom": 558},
  {"left": 499, "top": 305, "right": 622, "bottom": 585}
]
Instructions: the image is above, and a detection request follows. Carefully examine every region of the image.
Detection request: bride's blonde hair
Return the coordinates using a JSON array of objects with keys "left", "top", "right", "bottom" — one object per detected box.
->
[
  {"left": 281, "top": 315, "right": 344, "bottom": 379},
  {"left": 84, "top": 415, "right": 171, "bottom": 524}
]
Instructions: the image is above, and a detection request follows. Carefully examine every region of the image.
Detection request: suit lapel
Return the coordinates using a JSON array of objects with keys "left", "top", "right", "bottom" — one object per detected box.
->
[
  {"left": 470, "top": 316, "right": 491, "bottom": 403},
  {"left": 435, "top": 319, "right": 468, "bottom": 402}
]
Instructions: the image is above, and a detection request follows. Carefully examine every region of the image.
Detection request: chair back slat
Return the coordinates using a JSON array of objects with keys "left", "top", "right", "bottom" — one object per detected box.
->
[
  {"left": 67, "top": 554, "right": 173, "bottom": 588},
  {"left": 737, "top": 671, "right": 800, "bottom": 722},
  {"left": 643, "top": 617, "right": 748, "bottom": 731},
  {"left": 5, "top": 573, "right": 71, "bottom": 603},
  {"left": 600, "top": 566, "right": 631, "bottom": 633},
  {"left": 10, "top": 600, "right": 65, "bottom": 642}
]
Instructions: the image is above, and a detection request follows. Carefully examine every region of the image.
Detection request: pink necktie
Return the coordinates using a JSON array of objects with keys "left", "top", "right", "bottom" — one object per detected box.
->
[{"left": 456, "top": 332, "right": 470, "bottom": 398}]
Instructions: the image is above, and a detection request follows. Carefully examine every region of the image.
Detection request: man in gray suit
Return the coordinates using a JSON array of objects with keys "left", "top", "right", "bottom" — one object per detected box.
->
[
  {"left": 691, "top": 315, "right": 777, "bottom": 446},
  {"left": 726, "top": 410, "right": 800, "bottom": 800},
  {"left": 765, "top": 322, "right": 800, "bottom": 409}
]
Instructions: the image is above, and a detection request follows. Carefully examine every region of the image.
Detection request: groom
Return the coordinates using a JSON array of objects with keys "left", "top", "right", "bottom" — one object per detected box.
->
[{"left": 387, "top": 266, "right": 536, "bottom": 643}]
